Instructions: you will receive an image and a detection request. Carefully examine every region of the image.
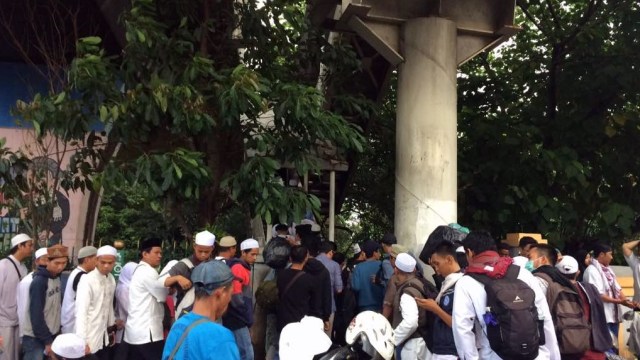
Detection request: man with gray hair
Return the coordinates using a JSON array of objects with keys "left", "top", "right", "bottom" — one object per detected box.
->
[{"left": 162, "top": 260, "right": 240, "bottom": 360}]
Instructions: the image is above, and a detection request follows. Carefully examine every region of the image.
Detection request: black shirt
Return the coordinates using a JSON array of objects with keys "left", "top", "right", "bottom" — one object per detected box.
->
[{"left": 276, "top": 268, "right": 321, "bottom": 331}]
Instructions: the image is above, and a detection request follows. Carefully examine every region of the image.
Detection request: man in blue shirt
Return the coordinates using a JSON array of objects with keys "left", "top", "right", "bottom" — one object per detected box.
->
[
  {"left": 316, "top": 241, "right": 344, "bottom": 337},
  {"left": 162, "top": 260, "right": 240, "bottom": 360},
  {"left": 351, "top": 240, "right": 384, "bottom": 312}
]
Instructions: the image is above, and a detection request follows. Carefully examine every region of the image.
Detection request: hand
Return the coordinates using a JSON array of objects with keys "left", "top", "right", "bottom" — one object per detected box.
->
[
  {"left": 324, "top": 321, "right": 330, "bottom": 331},
  {"left": 415, "top": 297, "right": 439, "bottom": 312},
  {"left": 621, "top": 299, "right": 635, "bottom": 308},
  {"left": 115, "top": 319, "right": 125, "bottom": 330},
  {"left": 45, "top": 344, "right": 57, "bottom": 359},
  {"left": 85, "top": 345, "right": 91, "bottom": 355},
  {"left": 177, "top": 276, "right": 192, "bottom": 290},
  {"left": 0, "top": 334, "right": 3, "bottom": 349}
]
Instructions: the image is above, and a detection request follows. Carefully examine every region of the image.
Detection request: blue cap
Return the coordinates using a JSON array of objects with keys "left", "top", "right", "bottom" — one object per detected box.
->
[{"left": 191, "top": 260, "right": 234, "bottom": 294}]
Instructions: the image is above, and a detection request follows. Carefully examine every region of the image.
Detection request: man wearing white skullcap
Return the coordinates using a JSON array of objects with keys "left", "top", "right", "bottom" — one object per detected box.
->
[
  {"left": 74, "top": 245, "right": 119, "bottom": 359},
  {"left": 222, "top": 239, "right": 260, "bottom": 360},
  {"left": 159, "top": 231, "right": 214, "bottom": 318},
  {"left": 17, "top": 247, "right": 49, "bottom": 339},
  {"left": 0, "top": 233, "right": 33, "bottom": 359},
  {"left": 51, "top": 333, "right": 90, "bottom": 359},
  {"left": 391, "top": 253, "right": 430, "bottom": 360}
]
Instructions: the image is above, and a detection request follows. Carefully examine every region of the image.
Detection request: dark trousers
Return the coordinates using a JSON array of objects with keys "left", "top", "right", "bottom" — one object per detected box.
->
[
  {"left": 123, "top": 341, "right": 164, "bottom": 360},
  {"left": 94, "top": 347, "right": 111, "bottom": 360}
]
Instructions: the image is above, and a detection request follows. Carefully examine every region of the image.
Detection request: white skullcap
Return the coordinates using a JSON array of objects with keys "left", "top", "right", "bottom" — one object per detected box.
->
[
  {"left": 395, "top": 253, "right": 416, "bottom": 273},
  {"left": 51, "top": 333, "right": 86, "bottom": 358},
  {"left": 311, "top": 223, "right": 321, "bottom": 232},
  {"left": 556, "top": 255, "right": 579, "bottom": 275},
  {"left": 195, "top": 230, "right": 216, "bottom": 247},
  {"left": 35, "top": 248, "right": 48, "bottom": 260},
  {"left": 11, "top": 233, "right": 32, "bottom": 248},
  {"left": 301, "top": 219, "right": 315, "bottom": 226},
  {"left": 97, "top": 245, "right": 117, "bottom": 257},
  {"left": 279, "top": 316, "right": 332, "bottom": 360},
  {"left": 512, "top": 256, "right": 529, "bottom": 268},
  {"left": 240, "top": 238, "right": 260, "bottom": 251}
]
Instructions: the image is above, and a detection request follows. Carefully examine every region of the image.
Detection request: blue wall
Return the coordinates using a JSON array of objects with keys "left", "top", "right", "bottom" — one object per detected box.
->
[{"left": 0, "top": 62, "right": 50, "bottom": 127}]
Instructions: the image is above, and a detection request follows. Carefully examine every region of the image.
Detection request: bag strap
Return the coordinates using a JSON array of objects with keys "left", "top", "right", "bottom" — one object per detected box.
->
[
  {"left": 5, "top": 257, "right": 23, "bottom": 280},
  {"left": 282, "top": 271, "right": 305, "bottom": 297},
  {"left": 167, "top": 317, "right": 209, "bottom": 360},
  {"left": 72, "top": 270, "right": 87, "bottom": 294}
]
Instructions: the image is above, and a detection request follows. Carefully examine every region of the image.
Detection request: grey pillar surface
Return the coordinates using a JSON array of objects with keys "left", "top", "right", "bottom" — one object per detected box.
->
[{"left": 395, "top": 17, "right": 458, "bottom": 253}]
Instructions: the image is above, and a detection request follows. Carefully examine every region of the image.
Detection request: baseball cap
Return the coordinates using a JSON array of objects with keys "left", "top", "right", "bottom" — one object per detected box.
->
[
  {"left": 395, "top": 253, "right": 416, "bottom": 273},
  {"left": 191, "top": 260, "right": 234, "bottom": 294},
  {"left": 78, "top": 246, "right": 97, "bottom": 259},
  {"left": 240, "top": 238, "right": 260, "bottom": 251},
  {"left": 11, "top": 233, "right": 32, "bottom": 248},
  {"left": 556, "top": 255, "right": 579, "bottom": 275}
]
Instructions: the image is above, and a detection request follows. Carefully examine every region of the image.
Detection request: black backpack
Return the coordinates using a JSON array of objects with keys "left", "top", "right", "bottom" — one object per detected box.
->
[
  {"left": 263, "top": 237, "right": 291, "bottom": 269},
  {"left": 467, "top": 265, "right": 542, "bottom": 360}
]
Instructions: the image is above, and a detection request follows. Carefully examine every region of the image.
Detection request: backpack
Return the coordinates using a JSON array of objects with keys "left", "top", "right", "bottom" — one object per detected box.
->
[
  {"left": 395, "top": 275, "right": 438, "bottom": 350},
  {"left": 535, "top": 272, "right": 591, "bottom": 354},
  {"left": 263, "top": 237, "right": 291, "bottom": 269},
  {"left": 174, "top": 258, "right": 195, "bottom": 318},
  {"left": 467, "top": 265, "right": 541, "bottom": 360},
  {"left": 255, "top": 280, "right": 279, "bottom": 313}
]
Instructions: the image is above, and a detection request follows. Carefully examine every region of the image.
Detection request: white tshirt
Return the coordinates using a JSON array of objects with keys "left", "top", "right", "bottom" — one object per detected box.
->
[
  {"left": 123, "top": 261, "right": 168, "bottom": 344},
  {"left": 75, "top": 269, "right": 116, "bottom": 353},
  {"left": 61, "top": 266, "right": 91, "bottom": 334},
  {"left": 16, "top": 271, "right": 35, "bottom": 337}
]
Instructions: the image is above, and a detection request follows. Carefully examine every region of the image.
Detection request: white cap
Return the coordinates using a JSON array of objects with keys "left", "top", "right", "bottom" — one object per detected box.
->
[
  {"left": 11, "top": 233, "right": 32, "bottom": 248},
  {"left": 512, "top": 256, "right": 529, "bottom": 268},
  {"left": 97, "top": 245, "right": 117, "bottom": 257},
  {"left": 35, "top": 248, "right": 48, "bottom": 260},
  {"left": 279, "top": 316, "right": 332, "bottom": 360},
  {"left": 240, "top": 238, "right": 260, "bottom": 251},
  {"left": 51, "top": 333, "right": 86, "bottom": 358},
  {"left": 195, "top": 230, "right": 216, "bottom": 247},
  {"left": 311, "top": 223, "right": 321, "bottom": 232},
  {"left": 556, "top": 255, "right": 579, "bottom": 275},
  {"left": 301, "top": 219, "right": 315, "bottom": 226},
  {"left": 395, "top": 253, "right": 416, "bottom": 273}
]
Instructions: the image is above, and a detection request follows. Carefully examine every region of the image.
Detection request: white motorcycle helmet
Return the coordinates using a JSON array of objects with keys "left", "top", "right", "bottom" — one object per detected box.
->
[
  {"left": 345, "top": 311, "right": 395, "bottom": 360},
  {"left": 279, "top": 316, "right": 332, "bottom": 360}
]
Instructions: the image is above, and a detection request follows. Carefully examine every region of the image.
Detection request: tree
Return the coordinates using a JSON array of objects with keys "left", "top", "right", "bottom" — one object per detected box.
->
[{"left": 11, "top": 0, "right": 370, "bottom": 241}]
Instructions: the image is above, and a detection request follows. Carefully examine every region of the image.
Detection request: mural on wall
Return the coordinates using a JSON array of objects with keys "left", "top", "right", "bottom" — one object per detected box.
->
[{"left": 30, "top": 156, "right": 70, "bottom": 246}]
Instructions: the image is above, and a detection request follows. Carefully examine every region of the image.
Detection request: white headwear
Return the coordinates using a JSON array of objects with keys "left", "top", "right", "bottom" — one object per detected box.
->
[
  {"left": 240, "top": 238, "right": 260, "bottom": 251},
  {"left": 35, "top": 248, "right": 48, "bottom": 260},
  {"left": 118, "top": 262, "right": 137, "bottom": 287},
  {"left": 51, "top": 333, "right": 86, "bottom": 358},
  {"left": 97, "top": 245, "right": 118, "bottom": 257},
  {"left": 395, "top": 253, "right": 416, "bottom": 273},
  {"left": 11, "top": 233, "right": 32, "bottom": 248},
  {"left": 279, "top": 316, "right": 332, "bottom": 360},
  {"left": 512, "top": 256, "right": 529, "bottom": 268},
  {"left": 352, "top": 243, "right": 362, "bottom": 254},
  {"left": 195, "top": 230, "right": 216, "bottom": 247},
  {"left": 300, "top": 219, "right": 315, "bottom": 226},
  {"left": 556, "top": 255, "right": 579, "bottom": 274}
]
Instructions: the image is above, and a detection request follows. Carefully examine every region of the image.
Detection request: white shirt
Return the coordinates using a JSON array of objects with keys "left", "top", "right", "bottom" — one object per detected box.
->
[
  {"left": 16, "top": 271, "right": 35, "bottom": 337},
  {"left": 61, "top": 266, "right": 91, "bottom": 333},
  {"left": 452, "top": 267, "right": 560, "bottom": 360},
  {"left": 583, "top": 264, "right": 622, "bottom": 323},
  {"left": 393, "top": 293, "right": 430, "bottom": 359},
  {"left": 123, "top": 261, "right": 168, "bottom": 344},
  {"left": 75, "top": 269, "right": 116, "bottom": 353}
]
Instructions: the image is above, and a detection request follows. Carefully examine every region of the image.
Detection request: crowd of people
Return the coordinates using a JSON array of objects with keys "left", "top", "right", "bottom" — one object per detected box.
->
[{"left": 1, "top": 224, "right": 640, "bottom": 360}]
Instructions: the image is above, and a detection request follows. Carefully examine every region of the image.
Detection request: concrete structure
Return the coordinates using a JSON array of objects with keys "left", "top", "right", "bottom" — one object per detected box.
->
[{"left": 310, "top": 0, "right": 520, "bottom": 252}]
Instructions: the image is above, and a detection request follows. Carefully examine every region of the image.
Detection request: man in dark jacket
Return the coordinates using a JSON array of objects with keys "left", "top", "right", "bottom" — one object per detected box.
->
[
  {"left": 301, "top": 234, "right": 333, "bottom": 331},
  {"left": 556, "top": 255, "right": 613, "bottom": 359}
]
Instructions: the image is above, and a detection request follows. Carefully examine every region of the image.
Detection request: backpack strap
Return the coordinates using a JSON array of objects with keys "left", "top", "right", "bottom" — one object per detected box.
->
[
  {"left": 167, "top": 318, "right": 209, "bottom": 360},
  {"left": 181, "top": 258, "right": 194, "bottom": 270},
  {"left": 282, "top": 271, "right": 305, "bottom": 298},
  {"left": 4, "top": 257, "right": 23, "bottom": 280},
  {"left": 72, "top": 270, "right": 87, "bottom": 294},
  {"left": 467, "top": 264, "right": 520, "bottom": 285}
]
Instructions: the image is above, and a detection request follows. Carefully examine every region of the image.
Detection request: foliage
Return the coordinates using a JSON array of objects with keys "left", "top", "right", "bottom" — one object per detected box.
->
[{"left": 11, "top": 0, "right": 369, "bottom": 237}]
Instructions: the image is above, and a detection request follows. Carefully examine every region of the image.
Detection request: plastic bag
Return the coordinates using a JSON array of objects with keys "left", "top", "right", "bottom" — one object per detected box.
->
[{"left": 419, "top": 225, "right": 468, "bottom": 264}]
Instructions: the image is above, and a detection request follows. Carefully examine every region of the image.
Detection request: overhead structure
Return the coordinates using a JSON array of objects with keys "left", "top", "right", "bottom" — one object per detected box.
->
[{"left": 310, "top": 0, "right": 520, "bottom": 252}]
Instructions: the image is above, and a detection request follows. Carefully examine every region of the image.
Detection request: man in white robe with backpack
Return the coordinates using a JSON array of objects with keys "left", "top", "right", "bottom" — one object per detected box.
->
[{"left": 452, "top": 231, "right": 560, "bottom": 360}]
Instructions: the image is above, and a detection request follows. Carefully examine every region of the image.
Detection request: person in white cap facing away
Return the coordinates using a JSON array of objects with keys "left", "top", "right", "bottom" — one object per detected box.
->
[
  {"left": 161, "top": 260, "right": 240, "bottom": 360},
  {"left": 51, "top": 333, "right": 92, "bottom": 360},
  {"left": 17, "top": 247, "right": 49, "bottom": 339},
  {"left": 555, "top": 255, "right": 613, "bottom": 359},
  {"left": 0, "top": 233, "right": 33, "bottom": 360},
  {"left": 23, "top": 244, "right": 68, "bottom": 360},
  {"left": 74, "top": 246, "right": 120, "bottom": 359},
  {"left": 391, "top": 253, "right": 431, "bottom": 360},
  {"left": 159, "top": 230, "right": 215, "bottom": 318},
  {"left": 214, "top": 236, "right": 237, "bottom": 261},
  {"left": 222, "top": 238, "right": 260, "bottom": 360},
  {"left": 61, "top": 246, "right": 98, "bottom": 334}
]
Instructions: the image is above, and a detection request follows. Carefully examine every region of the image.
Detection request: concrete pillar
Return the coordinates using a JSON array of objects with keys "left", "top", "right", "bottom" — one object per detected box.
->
[{"left": 395, "top": 17, "right": 458, "bottom": 253}]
